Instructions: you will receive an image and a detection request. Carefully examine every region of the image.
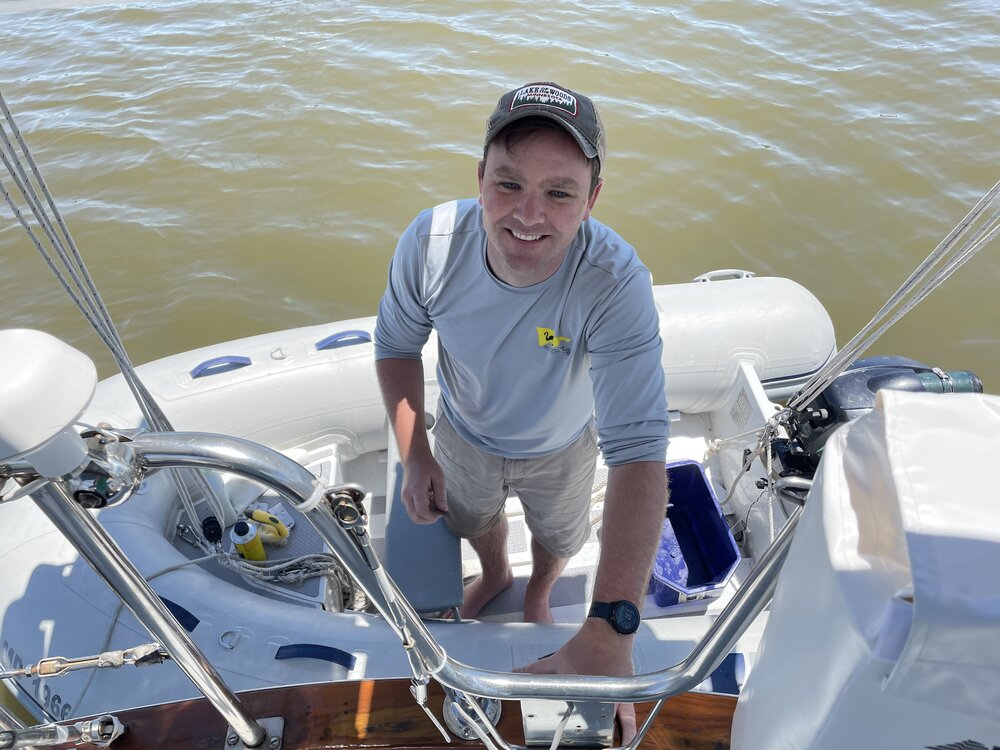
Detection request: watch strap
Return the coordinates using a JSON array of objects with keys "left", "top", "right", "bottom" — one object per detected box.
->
[
  {"left": 588, "top": 600, "right": 640, "bottom": 635},
  {"left": 588, "top": 601, "right": 612, "bottom": 620}
]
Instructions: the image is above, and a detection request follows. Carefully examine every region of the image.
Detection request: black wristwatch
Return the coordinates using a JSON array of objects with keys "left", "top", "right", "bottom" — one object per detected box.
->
[{"left": 588, "top": 600, "right": 641, "bottom": 635}]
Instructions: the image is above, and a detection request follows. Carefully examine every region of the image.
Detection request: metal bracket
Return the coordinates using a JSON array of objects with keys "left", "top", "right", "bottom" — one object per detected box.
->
[
  {"left": 442, "top": 691, "right": 502, "bottom": 741},
  {"left": 521, "top": 700, "right": 615, "bottom": 747},
  {"left": 225, "top": 717, "right": 284, "bottom": 750},
  {"left": 78, "top": 714, "right": 126, "bottom": 748},
  {"left": 0, "top": 714, "right": 124, "bottom": 748}
]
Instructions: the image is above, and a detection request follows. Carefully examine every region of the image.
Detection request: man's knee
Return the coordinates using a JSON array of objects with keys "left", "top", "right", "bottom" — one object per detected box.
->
[
  {"left": 528, "top": 521, "right": 591, "bottom": 560},
  {"left": 443, "top": 504, "right": 505, "bottom": 540}
]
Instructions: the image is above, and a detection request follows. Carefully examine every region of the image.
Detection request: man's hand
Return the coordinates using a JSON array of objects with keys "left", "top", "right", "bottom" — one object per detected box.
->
[
  {"left": 401, "top": 452, "right": 448, "bottom": 524},
  {"left": 517, "top": 620, "right": 638, "bottom": 744},
  {"left": 376, "top": 358, "right": 448, "bottom": 525}
]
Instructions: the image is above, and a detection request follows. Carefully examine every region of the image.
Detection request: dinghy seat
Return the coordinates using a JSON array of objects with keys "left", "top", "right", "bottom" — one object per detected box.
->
[{"left": 383, "top": 431, "right": 463, "bottom": 614}]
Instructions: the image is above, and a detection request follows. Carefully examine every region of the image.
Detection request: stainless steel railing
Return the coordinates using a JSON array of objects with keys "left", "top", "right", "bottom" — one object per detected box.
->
[
  {"left": 4, "top": 429, "right": 800, "bottom": 748},
  {"left": 27, "top": 480, "right": 267, "bottom": 748},
  {"left": 128, "top": 431, "right": 798, "bottom": 702}
]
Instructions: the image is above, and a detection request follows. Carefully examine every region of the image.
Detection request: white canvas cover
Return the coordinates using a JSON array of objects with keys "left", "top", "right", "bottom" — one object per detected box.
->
[{"left": 732, "top": 390, "right": 1000, "bottom": 749}]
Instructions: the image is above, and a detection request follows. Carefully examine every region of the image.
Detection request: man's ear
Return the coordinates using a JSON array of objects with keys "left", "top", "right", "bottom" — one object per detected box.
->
[{"left": 584, "top": 177, "right": 605, "bottom": 219}]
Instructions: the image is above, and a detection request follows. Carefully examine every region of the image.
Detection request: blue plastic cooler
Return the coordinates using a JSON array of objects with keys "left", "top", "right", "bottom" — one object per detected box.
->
[{"left": 648, "top": 460, "right": 741, "bottom": 607}]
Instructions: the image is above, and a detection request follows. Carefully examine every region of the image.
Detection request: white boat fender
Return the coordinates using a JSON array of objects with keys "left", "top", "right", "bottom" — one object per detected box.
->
[{"left": 273, "top": 643, "right": 355, "bottom": 670}]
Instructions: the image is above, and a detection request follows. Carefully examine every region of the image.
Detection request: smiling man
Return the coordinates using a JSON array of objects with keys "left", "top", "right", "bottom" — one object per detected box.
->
[{"left": 373, "top": 83, "right": 669, "bottom": 718}]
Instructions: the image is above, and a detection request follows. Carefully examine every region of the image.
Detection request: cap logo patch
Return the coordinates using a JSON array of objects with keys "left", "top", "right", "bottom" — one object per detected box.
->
[{"left": 510, "top": 85, "right": 578, "bottom": 117}]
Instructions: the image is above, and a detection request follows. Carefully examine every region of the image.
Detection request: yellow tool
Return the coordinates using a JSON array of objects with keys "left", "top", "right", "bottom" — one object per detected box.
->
[
  {"left": 245, "top": 508, "right": 290, "bottom": 546},
  {"left": 230, "top": 521, "right": 266, "bottom": 561}
]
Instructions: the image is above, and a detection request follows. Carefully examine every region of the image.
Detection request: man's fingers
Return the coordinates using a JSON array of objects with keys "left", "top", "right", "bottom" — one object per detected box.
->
[
  {"left": 398, "top": 459, "right": 447, "bottom": 523},
  {"left": 616, "top": 703, "right": 637, "bottom": 746},
  {"left": 428, "top": 484, "right": 448, "bottom": 514},
  {"left": 403, "top": 486, "right": 446, "bottom": 524},
  {"left": 402, "top": 491, "right": 432, "bottom": 524},
  {"left": 515, "top": 653, "right": 559, "bottom": 675}
]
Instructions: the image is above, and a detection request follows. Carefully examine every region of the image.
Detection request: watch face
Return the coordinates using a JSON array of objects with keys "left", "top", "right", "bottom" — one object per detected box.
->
[{"left": 611, "top": 601, "right": 640, "bottom": 634}]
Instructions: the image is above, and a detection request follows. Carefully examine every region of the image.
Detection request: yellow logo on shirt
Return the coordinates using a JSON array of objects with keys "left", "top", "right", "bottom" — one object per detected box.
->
[{"left": 537, "top": 327, "right": 571, "bottom": 352}]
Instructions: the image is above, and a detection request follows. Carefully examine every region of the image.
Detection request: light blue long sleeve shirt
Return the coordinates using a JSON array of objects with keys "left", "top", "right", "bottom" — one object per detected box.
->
[{"left": 374, "top": 198, "right": 668, "bottom": 465}]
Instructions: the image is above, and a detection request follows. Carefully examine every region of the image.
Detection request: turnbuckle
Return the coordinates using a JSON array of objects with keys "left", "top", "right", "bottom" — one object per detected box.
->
[
  {"left": 0, "top": 714, "right": 124, "bottom": 748},
  {"left": 0, "top": 643, "right": 168, "bottom": 681}
]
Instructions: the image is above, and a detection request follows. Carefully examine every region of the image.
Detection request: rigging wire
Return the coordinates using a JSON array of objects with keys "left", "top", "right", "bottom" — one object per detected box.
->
[
  {"left": 787, "top": 178, "right": 1000, "bottom": 412},
  {"left": 0, "top": 87, "right": 230, "bottom": 532},
  {"left": 708, "top": 179, "right": 999, "bottom": 553},
  {"left": 3, "top": 88, "right": 366, "bottom": 635}
]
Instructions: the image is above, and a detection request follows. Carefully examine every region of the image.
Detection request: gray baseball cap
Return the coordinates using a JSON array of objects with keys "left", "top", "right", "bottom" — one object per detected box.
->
[{"left": 484, "top": 82, "right": 606, "bottom": 169}]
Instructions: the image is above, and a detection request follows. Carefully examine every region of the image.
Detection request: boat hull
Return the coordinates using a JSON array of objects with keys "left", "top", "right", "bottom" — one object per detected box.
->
[{"left": 0, "top": 275, "right": 827, "bottom": 720}]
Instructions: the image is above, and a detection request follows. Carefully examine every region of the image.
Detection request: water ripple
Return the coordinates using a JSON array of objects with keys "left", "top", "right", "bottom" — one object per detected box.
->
[{"left": 2, "top": 0, "right": 998, "bottom": 384}]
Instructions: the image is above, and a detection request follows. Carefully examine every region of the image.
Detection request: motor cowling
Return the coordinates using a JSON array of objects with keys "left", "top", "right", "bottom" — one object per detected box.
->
[{"left": 779, "top": 356, "right": 982, "bottom": 476}]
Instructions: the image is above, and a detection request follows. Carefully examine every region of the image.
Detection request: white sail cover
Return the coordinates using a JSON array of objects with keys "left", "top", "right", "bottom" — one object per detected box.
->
[{"left": 732, "top": 390, "right": 1000, "bottom": 749}]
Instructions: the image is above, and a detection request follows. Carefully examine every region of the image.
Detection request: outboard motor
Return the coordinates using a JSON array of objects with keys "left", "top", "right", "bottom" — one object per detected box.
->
[{"left": 777, "top": 356, "right": 981, "bottom": 476}]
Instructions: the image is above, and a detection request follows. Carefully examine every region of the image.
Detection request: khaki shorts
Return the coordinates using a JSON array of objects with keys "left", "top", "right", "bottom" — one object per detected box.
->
[{"left": 433, "top": 410, "right": 599, "bottom": 559}]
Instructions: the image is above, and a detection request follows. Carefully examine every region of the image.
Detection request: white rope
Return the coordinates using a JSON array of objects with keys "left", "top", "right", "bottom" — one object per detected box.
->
[
  {"left": 548, "top": 702, "right": 574, "bottom": 750},
  {"left": 715, "top": 417, "right": 784, "bottom": 512},
  {"left": 765, "top": 428, "right": 776, "bottom": 543}
]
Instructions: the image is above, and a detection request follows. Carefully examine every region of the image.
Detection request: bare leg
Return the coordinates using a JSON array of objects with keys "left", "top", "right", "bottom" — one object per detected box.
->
[
  {"left": 461, "top": 516, "right": 514, "bottom": 619},
  {"left": 523, "top": 538, "right": 569, "bottom": 624}
]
